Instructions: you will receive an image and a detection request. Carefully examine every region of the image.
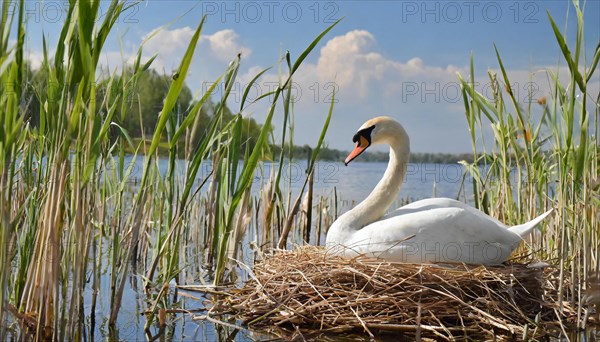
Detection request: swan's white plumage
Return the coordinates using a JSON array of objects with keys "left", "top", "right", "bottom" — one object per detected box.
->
[{"left": 326, "top": 117, "right": 553, "bottom": 265}]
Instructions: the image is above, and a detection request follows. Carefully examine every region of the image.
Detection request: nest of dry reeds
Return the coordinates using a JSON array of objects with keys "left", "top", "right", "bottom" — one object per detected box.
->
[{"left": 213, "top": 246, "right": 576, "bottom": 340}]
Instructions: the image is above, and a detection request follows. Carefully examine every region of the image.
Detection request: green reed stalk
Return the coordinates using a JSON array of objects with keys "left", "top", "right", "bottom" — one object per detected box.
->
[
  {"left": 213, "top": 19, "right": 340, "bottom": 284},
  {"left": 0, "top": 1, "right": 25, "bottom": 336},
  {"left": 459, "top": 1, "right": 598, "bottom": 327}
]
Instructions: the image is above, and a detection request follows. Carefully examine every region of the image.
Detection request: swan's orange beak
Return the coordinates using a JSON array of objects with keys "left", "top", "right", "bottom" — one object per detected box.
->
[{"left": 345, "top": 136, "right": 370, "bottom": 166}]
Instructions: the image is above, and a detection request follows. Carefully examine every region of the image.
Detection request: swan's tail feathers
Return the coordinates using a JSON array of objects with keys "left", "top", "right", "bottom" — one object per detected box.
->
[{"left": 508, "top": 209, "right": 554, "bottom": 239}]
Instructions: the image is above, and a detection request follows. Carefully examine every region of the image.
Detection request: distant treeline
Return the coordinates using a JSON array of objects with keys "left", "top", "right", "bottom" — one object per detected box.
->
[{"left": 270, "top": 144, "right": 476, "bottom": 164}]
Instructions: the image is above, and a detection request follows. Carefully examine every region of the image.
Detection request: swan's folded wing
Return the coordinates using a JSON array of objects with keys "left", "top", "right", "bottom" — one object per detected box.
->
[
  {"left": 381, "top": 198, "right": 505, "bottom": 227},
  {"left": 345, "top": 206, "right": 520, "bottom": 264}
]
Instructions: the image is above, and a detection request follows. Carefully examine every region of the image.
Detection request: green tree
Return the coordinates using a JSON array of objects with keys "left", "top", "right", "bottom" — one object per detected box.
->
[
  {"left": 121, "top": 69, "right": 192, "bottom": 137},
  {"left": 189, "top": 98, "right": 265, "bottom": 154}
]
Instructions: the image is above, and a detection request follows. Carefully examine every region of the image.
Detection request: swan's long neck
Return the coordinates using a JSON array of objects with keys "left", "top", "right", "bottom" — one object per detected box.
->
[{"left": 336, "top": 135, "right": 409, "bottom": 231}]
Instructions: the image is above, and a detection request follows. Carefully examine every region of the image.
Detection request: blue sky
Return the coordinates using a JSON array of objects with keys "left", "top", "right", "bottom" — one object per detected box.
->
[{"left": 19, "top": 1, "right": 600, "bottom": 153}]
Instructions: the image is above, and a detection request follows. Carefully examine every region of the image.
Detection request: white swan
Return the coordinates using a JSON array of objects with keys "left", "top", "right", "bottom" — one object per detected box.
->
[{"left": 326, "top": 116, "right": 553, "bottom": 265}]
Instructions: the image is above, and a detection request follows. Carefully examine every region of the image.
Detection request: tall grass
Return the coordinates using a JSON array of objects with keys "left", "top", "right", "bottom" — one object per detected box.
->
[
  {"left": 0, "top": 1, "right": 339, "bottom": 340},
  {"left": 458, "top": 1, "right": 599, "bottom": 328}
]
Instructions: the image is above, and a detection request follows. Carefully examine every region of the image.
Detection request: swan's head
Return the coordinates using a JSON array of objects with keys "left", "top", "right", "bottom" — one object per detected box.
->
[{"left": 345, "top": 116, "right": 407, "bottom": 165}]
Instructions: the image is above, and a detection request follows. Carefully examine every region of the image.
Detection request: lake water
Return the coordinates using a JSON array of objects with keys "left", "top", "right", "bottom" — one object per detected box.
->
[
  {"left": 87, "top": 159, "right": 472, "bottom": 341},
  {"left": 116, "top": 155, "right": 468, "bottom": 201}
]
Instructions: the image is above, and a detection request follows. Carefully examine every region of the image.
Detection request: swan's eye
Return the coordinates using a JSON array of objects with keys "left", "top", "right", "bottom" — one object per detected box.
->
[{"left": 353, "top": 125, "right": 376, "bottom": 146}]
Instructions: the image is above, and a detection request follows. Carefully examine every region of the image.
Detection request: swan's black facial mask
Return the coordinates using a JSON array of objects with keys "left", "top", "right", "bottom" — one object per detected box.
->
[{"left": 345, "top": 125, "right": 375, "bottom": 166}]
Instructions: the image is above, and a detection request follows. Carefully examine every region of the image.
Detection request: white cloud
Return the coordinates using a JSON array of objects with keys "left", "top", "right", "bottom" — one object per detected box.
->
[
  {"left": 97, "top": 50, "right": 137, "bottom": 73},
  {"left": 23, "top": 26, "right": 253, "bottom": 73},
  {"left": 139, "top": 26, "right": 195, "bottom": 71},
  {"left": 202, "top": 29, "right": 251, "bottom": 61},
  {"left": 143, "top": 26, "right": 196, "bottom": 56},
  {"left": 25, "top": 49, "right": 43, "bottom": 70},
  {"left": 230, "top": 30, "right": 475, "bottom": 152},
  {"left": 284, "top": 29, "right": 597, "bottom": 117},
  {"left": 138, "top": 27, "right": 251, "bottom": 72},
  {"left": 307, "top": 30, "right": 465, "bottom": 100}
]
